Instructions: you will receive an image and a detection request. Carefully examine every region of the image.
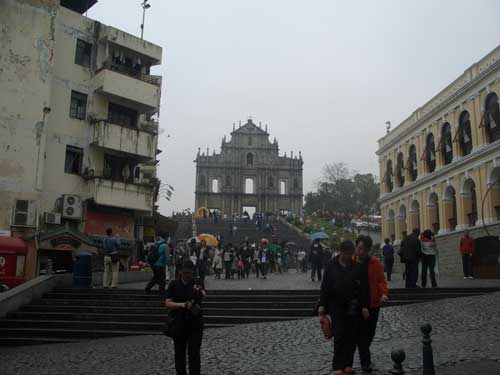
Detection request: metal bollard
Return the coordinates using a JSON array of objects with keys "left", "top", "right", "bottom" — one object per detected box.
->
[
  {"left": 421, "top": 323, "right": 436, "bottom": 375},
  {"left": 389, "top": 349, "right": 406, "bottom": 375}
]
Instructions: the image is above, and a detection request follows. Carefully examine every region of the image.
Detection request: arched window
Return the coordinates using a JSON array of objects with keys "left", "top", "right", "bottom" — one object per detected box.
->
[
  {"left": 385, "top": 160, "right": 393, "bottom": 192},
  {"left": 426, "top": 133, "right": 436, "bottom": 173},
  {"left": 247, "top": 153, "right": 253, "bottom": 166},
  {"left": 245, "top": 178, "right": 254, "bottom": 194},
  {"left": 225, "top": 175, "right": 232, "bottom": 187},
  {"left": 440, "top": 123, "right": 453, "bottom": 165},
  {"left": 280, "top": 180, "right": 287, "bottom": 195},
  {"left": 408, "top": 145, "right": 418, "bottom": 182},
  {"left": 199, "top": 175, "right": 206, "bottom": 187},
  {"left": 484, "top": 93, "right": 500, "bottom": 143},
  {"left": 268, "top": 176, "right": 274, "bottom": 188},
  {"left": 211, "top": 179, "right": 219, "bottom": 193},
  {"left": 396, "top": 152, "right": 405, "bottom": 188},
  {"left": 458, "top": 111, "right": 473, "bottom": 156},
  {"left": 462, "top": 179, "right": 478, "bottom": 226},
  {"left": 248, "top": 136, "right": 252, "bottom": 146},
  {"left": 443, "top": 185, "right": 457, "bottom": 231}
]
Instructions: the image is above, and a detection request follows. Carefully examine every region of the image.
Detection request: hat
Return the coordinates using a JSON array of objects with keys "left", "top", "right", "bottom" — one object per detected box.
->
[{"left": 180, "top": 260, "right": 195, "bottom": 272}]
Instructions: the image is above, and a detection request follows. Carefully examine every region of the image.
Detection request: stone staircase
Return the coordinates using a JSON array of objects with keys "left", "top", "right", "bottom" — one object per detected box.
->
[
  {"left": 195, "top": 218, "right": 310, "bottom": 249},
  {"left": 1, "top": 287, "right": 499, "bottom": 346}
]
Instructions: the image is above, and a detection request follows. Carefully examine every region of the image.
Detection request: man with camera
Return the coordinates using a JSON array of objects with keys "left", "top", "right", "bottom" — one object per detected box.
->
[{"left": 165, "top": 261, "right": 206, "bottom": 375}]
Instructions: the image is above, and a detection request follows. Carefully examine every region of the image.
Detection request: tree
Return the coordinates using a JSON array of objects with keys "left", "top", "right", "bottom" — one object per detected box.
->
[{"left": 304, "top": 164, "right": 380, "bottom": 215}]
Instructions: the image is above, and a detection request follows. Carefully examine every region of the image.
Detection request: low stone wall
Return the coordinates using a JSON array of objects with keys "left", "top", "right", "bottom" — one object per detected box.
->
[
  {"left": 0, "top": 274, "right": 70, "bottom": 318},
  {"left": 391, "top": 223, "right": 500, "bottom": 277},
  {"left": 435, "top": 222, "right": 500, "bottom": 277}
]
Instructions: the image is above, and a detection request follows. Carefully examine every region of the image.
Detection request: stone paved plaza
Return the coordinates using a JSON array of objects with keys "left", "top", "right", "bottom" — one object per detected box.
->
[
  {"left": 3, "top": 275, "right": 500, "bottom": 375},
  {"left": 128, "top": 268, "right": 500, "bottom": 291}
]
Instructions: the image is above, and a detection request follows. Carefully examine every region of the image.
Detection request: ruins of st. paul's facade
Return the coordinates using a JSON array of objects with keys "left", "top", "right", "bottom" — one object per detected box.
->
[{"left": 195, "top": 119, "right": 303, "bottom": 216}]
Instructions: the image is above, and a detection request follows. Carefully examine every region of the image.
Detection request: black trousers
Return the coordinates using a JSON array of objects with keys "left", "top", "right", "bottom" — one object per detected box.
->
[
  {"left": 224, "top": 261, "right": 232, "bottom": 279},
  {"left": 145, "top": 266, "right": 166, "bottom": 292},
  {"left": 421, "top": 255, "right": 437, "bottom": 288},
  {"left": 174, "top": 328, "right": 203, "bottom": 375},
  {"left": 384, "top": 258, "right": 394, "bottom": 281},
  {"left": 358, "top": 307, "right": 380, "bottom": 368},
  {"left": 405, "top": 262, "right": 419, "bottom": 288},
  {"left": 462, "top": 254, "right": 473, "bottom": 277},
  {"left": 330, "top": 306, "right": 358, "bottom": 371},
  {"left": 311, "top": 263, "right": 322, "bottom": 281}
]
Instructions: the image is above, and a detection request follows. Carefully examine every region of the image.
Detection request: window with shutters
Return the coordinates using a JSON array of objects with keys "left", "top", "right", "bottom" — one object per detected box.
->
[
  {"left": 426, "top": 133, "right": 436, "bottom": 173},
  {"left": 458, "top": 111, "right": 473, "bottom": 156},
  {"left": 69, "top": 91, "right": 87, "bottom": 120},
  {"left": 64, "top": 146, "right": 83, "bottom": 175},
  {"left": 441, "top": 123, "right": 453, "bottom": 165},
  {"left": 408, "top": 145, "right": 418, "bottom": 182},
  {"left": 396, "top": 152, "right": 405, "bottom": 187},
  {"left": 485, "top": 93, "right": 500, "bottom": 143}
]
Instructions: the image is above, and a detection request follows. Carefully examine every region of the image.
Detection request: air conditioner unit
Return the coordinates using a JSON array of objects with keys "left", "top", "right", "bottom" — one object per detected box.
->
[
  {"left": 11, "top": 200, "right": 37, "bottom": 227},
  {"left": 44, "top": 212, "right": 62, "bottom": 225},
  {"left": 62, "top": 195, "right": 83, "bottom": 220}
]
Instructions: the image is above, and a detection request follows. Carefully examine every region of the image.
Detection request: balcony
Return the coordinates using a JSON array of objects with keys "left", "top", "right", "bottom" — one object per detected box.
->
[
  {"left": 93, "top": 65, "right": 161, "bottom": 111},
  {"left": 90, "top": 178, "right": 155, "bottom": 213},
  {"left": 91, "top": 120, "right": 157, "bottom": 160},
  {"left": 99, "top": 25, "right": 162, "bottom": 64}
]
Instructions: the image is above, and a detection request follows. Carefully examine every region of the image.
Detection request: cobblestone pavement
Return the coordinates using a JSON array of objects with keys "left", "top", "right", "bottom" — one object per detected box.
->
[
  {"left": 3, "top": 292, "right": 500, "bottom": 375},
  {"left": 126, "top": 268, "right": 500, "bottom": 290}
]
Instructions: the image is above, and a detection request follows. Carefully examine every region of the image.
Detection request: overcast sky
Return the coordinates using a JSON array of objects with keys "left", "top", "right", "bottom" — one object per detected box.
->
[{"left": 88, "top": 0, "right": 499, "bottom": 215}]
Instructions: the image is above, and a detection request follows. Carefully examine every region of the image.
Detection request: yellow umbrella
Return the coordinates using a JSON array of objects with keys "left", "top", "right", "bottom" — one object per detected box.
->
[{"left": 198, "top": 233, "right": 219, "bottom": 247}]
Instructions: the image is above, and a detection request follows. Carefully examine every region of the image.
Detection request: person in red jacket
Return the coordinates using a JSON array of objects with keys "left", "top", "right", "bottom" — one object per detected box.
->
[
  {"left": 354, "top": 235, "right": 389, "bottom": 373},
  {"left": 460, "top": 230, "right": 475, "bottom": 279}
]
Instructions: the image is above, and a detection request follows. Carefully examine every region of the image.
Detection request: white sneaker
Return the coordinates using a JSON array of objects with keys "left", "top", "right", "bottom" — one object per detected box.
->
[
  {"left": 464, "top": 277, "right": 467, "bottom": 279},
  {"left": 468, "top": 276, "right": 474, "bottom": 279}
]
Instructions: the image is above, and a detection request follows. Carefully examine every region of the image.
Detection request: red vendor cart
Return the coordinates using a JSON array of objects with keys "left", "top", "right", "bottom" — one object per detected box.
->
[{"left": 0, "top": 237, "right": 28, "bottom": 288}]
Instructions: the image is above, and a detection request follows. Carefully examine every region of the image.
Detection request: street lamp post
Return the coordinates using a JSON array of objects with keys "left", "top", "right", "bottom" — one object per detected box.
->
[{"left": 140, "top": 0, "right": 151, "bottom": 40}]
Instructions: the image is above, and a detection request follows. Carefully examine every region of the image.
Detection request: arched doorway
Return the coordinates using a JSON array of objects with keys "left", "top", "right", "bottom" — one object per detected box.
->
[
  {"left": 489, "top": 167, "right": 500, "bottom": 221},
  {"left": 428, "top": 192, "right": 440, "bottom": 234},
  {"left": 386, "top": 160, "right": 393, "bottom": 192},
  {"left": 409, "top": 199, "right": 421, "bottom": 232},
  {"left": 408, "top": 145, "right": 418, "bottom": 182},
  {"left": 443, "top": 186, "right": 457, "bottom": 231},
  {"left": 396, "top": 153, "right": 405, "bottom": 187},
  {"left": 462, "top": 178, "right": 478, "bottom": 227},
  {"left": 398, "top": 204, "right": 407, "bottom": 238},
  {"left": 387, "top": 209, "right": 396, "bottom": 242}
]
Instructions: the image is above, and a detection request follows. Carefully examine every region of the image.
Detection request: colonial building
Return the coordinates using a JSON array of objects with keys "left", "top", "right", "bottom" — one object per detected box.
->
[
  {"left": 377, "top": 45, "right": 500, "bottom": 276},
  {"left": 0, "top": 0, "right": 163, "bottom": 280},
  {"left": 195, "top": 119, "right": 303, "bottom": 217}
]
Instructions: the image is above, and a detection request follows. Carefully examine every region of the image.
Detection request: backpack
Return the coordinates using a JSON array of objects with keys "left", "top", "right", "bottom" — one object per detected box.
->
[{"left": 147, "top": 244, "right": 160, "bottom": 265}]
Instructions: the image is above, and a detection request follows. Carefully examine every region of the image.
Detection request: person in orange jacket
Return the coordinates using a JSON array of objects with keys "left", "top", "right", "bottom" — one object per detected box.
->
[{"left": 353, "top": 235, "right": 389, "bottom": 373}]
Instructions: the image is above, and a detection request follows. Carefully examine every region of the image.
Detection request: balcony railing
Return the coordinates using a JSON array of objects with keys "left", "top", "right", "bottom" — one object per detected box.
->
[{"left": 100, "top": 60, "right": 161, "bottom": 87}]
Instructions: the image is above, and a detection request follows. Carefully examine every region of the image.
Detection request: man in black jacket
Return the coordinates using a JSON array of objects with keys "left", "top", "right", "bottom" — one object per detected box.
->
[
  {"left": 404, "top": 228, "right": 421, "bottom": 288},
  {"left": 318, "top": 241, "right": 370, "bottom": 375},
  {"left": 310, "top": 239, "right": 324, "bottom": 282}
]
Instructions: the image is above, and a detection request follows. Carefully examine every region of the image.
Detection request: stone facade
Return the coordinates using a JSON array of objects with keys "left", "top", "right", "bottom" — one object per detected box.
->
[
  {"left": 377, "top": 44, "right": 500, "bottom": 276},
  {"left": 195, "top": 119, "right": 303, "bottom": 216}
]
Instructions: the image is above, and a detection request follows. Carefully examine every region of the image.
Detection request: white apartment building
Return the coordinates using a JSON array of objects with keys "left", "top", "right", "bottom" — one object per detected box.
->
[{"left": 0, "top": 0, "right": 163, "bottom": 279}]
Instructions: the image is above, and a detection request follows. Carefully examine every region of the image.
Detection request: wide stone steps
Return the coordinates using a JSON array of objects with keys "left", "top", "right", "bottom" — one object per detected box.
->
[{"left": 2, "top": 287, "right": 499, "bottom": 347}]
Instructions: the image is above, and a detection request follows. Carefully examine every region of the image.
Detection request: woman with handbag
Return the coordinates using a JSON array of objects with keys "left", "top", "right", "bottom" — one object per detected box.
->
[{"left": 165, "top": 261, "right": 206, "bottom": 375}]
